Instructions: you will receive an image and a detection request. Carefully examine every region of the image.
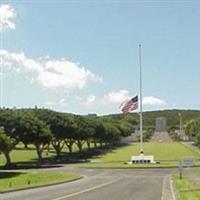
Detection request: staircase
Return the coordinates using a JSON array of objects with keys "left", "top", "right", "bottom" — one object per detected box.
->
[{"left": 150, "top": 131, "right": 172, "bottom": 142}]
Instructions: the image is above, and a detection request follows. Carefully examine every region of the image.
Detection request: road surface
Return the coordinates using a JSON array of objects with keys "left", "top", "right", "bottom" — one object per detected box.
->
[{"left": 0, "top": 168, "right": 175, "bottom": 200}]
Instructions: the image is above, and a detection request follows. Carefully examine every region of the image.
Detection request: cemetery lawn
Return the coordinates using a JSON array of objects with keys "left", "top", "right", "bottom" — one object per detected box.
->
[
  {"left": 0, "top": 143, "right": 99, "bottom": 167},
  {"left": 173, "top": 172, "right": 200, "bottom": 200},
  {"left": 0, "top": 171, "right": 81, "bottom": 192},
  {"left": 79, "top": 142, "right": 200, "bottom": 168}
]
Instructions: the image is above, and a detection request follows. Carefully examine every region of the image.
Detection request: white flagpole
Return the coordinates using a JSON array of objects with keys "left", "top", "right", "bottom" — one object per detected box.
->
[{"left": 139, "top": 44, "right": 144, "bottom": 154}]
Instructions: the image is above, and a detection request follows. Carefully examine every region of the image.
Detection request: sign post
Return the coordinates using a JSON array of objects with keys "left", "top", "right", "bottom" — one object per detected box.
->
[
  {"left": 179, "top": 160, "right": 183, "bottom": 179},
  {"left": 178, "top": 157, "right": 195, "bottom": 179}
]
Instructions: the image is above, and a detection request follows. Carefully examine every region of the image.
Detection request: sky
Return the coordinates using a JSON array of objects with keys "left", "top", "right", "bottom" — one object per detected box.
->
[{"left": 0, "top": 0, "right": 200, "bottom": 115}]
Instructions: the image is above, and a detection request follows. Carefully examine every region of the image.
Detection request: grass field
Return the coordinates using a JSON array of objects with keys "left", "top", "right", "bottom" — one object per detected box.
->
[
  {"left": 173, "top": 172, "right": 200, "bottom": 200},
  {"left": 0, "top": 143, "right": 98, "bottom": 167},
  {"left": 0, "top": 171, "right": 81, "bottom": 192},
  {"left": 79, "top": 142, "right": 200, "bottom": 168},
  {"left": 1, "top": 142, "right": 200, "bottom": 168}
]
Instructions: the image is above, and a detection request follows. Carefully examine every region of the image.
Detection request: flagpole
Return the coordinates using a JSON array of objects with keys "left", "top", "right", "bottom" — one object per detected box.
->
[
  {"left": 129, "top": 45, "right": 155, "bottom": 164},
  {"left": 139, "top": 44, "right": 144, "bottom": 154}
]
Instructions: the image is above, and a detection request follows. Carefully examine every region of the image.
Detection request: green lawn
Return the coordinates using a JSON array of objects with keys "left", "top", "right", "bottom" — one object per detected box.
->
[
  {"left": 0, "top": 145, "right": 54, "bottom": 166},
  {"left": 0, "top": 171, "right": 81, "bottom": 192},
  {"left": 0, "top": 143, "right": 99, "bottom": 167},
  {"left": 173, "top": 174, "right": 200, "bottom": 200},
  {"left": 79, "top": 142, "right": 200, "bottom": 168},
  {"left": 1, "top": 142, "right": 200, "bottom": 168}
]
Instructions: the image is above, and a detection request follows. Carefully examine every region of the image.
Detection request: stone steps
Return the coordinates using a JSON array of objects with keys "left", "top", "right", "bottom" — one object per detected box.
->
[{"left": 150, "top": 131, "right": 172, "bottom": 142}]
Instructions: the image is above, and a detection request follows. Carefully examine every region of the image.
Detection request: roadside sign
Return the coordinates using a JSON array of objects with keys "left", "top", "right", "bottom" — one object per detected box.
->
[
  {"left": 178, "top": 161, "right": 183, "bottom": 179},
  {"left": 181, "top": 157, "right": 196, "bottom": 167},
  {"left": 178, "top": 157, "right": 196, "bottom": 179}
]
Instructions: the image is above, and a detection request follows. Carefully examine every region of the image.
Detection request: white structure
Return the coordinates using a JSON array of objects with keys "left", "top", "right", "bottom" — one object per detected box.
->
[
  {"left": 129, "top": 45, "right": 155, "bottom": 164},
  {"left": 130, "top": 154, "right": 155, "bottom": 164}
]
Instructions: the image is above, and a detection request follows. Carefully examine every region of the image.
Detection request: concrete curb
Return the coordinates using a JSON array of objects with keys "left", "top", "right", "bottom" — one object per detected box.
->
[
  {"left": 161, "top": 175, "right": 176, "bottom": 200},
  {"left": 80, "top": 165, "right": 200, "bottom": 170},
  {"left": 170, "top": 177, "right": 176, "bottom": 200},
  {"left": 0, "top": 176, "right": 83, "bottom": 194}
]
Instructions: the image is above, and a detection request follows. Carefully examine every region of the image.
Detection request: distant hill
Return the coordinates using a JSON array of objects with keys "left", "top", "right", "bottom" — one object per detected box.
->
[{"left": 105, "top": 109, "right": 200, "bottom": 129}]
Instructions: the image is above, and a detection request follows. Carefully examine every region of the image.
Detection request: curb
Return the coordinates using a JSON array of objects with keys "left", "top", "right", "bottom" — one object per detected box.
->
[
  {"left": 80, "top": 165, "right": 200, "bottom": 170},
  {"left": 161, "top": 175, "right": 176, "bottom": 200},
  {"left": 0, "top": 176, "right": 83, "bottom": 194}
]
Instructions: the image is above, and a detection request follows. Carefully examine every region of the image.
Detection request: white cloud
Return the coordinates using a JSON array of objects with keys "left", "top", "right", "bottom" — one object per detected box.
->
[
  {"left": 76, "top": 95, "right": 96, "bottom": 106},
  {"left": 102, "top": 90, "right": 130, "bottom": 105},
  {"left": 0, "top": 4, "right": 16, "bottom": 31},
  {"left": 37, "top": 60, "right": 102, "bottom": 89},
  {"left": 143, "top": 96, "right": 166, "bottom": 107},
  {"left": 75, "top": 90, "right": 166, "bottom": 110},
  {"left": 76, "top": 90, "right": 130, "bottom": 108},
  {"left": 45, "top": 98, "right": 68, "bottom": 107},
  {"left": 0, "top": 49, "right": 102, "bottom": 90},
  {"left": 60, "top": 98, "right": 65, "bottom": 103}
]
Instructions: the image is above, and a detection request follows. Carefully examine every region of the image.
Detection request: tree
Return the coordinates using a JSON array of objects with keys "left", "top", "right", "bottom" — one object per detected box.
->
[
  {"left": 143, "top": 128, "right": 154, "bottom": 141},
  {"left": 185, "top": 119, "right": 200, "bottom": 140},
  {"left": 0, "top": 127, "right": 16, "bottom": 168},
  {"left": 118, "top": 120, "right": 134, "bottom": 137},
  {"left": 102, "top": 122, "right": 121, "bottom": 145},
  {"left": 196, "top": 132, "right": 200, "bottom": 148},
  {"left": 16, "top": 113, "right": 52, "bottom": 163},
  {"left": 122, "top": 114, "right": 137, "bottom": 125},
  {"left": 0, "top": 109, "right": 19, "bottom": 138},
  {"left": 88, "top": 118, "right": 105, "bottom": 148},
  {"left": 61, "top": 115, "right": 77, "bottom": 153},
  {"left": 34, "top": 110, "right": 77, "bottom": 154},
  {"left": 73, "top": 116, "right": 88, "bottom": 152},
  {"left": 82, "top": 117, "right": 97, "bottom": 149},
  {"left": 48, "top": 114, "right": 67, "bottom": 158},
  {"left": 49, "top": 114, "right": 77, "bottom": 157}
]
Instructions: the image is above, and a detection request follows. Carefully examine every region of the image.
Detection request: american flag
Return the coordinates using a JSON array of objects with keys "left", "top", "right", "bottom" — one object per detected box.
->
[{"left": 120, "top": 95, "right": 138, "bottom": 113}]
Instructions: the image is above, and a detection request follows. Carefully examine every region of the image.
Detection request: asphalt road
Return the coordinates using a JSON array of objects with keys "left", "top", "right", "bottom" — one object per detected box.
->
[{"left": 0, "top": 167, "right": 175, "bottom": 200}]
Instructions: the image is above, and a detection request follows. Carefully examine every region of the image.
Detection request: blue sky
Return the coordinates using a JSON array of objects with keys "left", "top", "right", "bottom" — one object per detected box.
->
[{"left": 0, "top": 1, "right": 200, "bottom": 115}]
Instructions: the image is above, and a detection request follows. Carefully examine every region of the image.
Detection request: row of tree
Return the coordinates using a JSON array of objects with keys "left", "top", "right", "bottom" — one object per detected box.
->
[
  {"left": 0, "top": 108, "right": 136, "bottom": 167},
  {"left": 167, "top": 118, "right": 200, "bottom": 144},
  {"left": 185, "top": 118, "right": 200, "bottom": 147}
]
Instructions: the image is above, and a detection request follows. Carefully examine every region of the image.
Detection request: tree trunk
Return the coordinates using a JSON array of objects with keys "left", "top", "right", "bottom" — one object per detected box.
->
[
  {"left": 4, "top": 151, "right": 12, "bottom": 168},
  {"left": 35, "top": 144, "right": 42, "bottom": 164},
  {"left": 94, "top": 141, "right": 97, "bottom": 148},
  {"left": 52, "top": 141, "right": 61, "bottom": 158},
  {"left": 67, "top": 144, "right": 73, "bottom": 153},
  {"left": 55, "top": 146, "right": 61, "bottom": 158},
  {"left": 24, "top": 143, "right": 28, "bottom": 149},
  {"left": 76, "top": 140, "right": 83, "bottom": 152},
  {"left": 86, "top": 141, "right": 90, "bottom": 149},
  {"left": 65, "top": 140, "right": 74, "bottom": 153}
]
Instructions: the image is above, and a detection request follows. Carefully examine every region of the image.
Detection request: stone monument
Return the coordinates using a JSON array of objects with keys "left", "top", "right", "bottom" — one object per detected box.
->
[{"left": 156, "top": 117, "right": 167, "bottom": 132}]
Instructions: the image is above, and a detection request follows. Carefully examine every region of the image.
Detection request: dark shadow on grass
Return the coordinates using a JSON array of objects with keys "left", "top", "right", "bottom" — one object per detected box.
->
[
  {"left": 0, "top": 172, "right": 26, "bottom": 179},
  {"left": 0, "top": 143, "right": 131, "bottom": 170},
  {"left": 49, "top": 143, "right": 131, "bottom": 165}
]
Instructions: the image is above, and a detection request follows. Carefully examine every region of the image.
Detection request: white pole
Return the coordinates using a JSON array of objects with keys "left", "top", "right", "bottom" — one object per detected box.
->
[{"left": 139, "top": 44, "right": 144, "bottom": 154}]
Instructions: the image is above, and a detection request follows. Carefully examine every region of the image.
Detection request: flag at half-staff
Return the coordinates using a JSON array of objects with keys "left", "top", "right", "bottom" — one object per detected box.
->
[{"left": 120, "top": 95, "right": 138, "bottom": 113}]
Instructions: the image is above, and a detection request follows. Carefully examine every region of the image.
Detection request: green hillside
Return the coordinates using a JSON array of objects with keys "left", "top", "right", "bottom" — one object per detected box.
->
[{"left": 105, "top": 109, "right": 200, "bottom": 129}]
